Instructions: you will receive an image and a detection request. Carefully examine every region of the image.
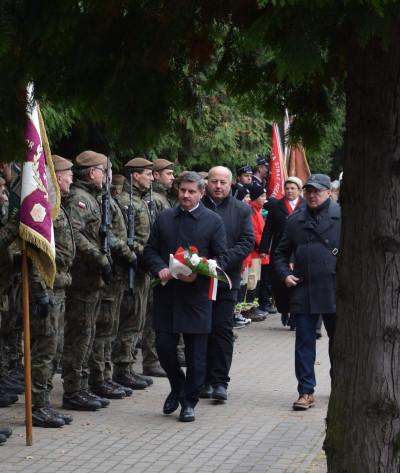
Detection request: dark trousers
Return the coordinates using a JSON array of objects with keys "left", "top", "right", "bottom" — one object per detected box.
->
[
  {"left": 295, "top": 313, "right": 336, "bottom": 394},
  {"left": 205, "top": 288, "right": 237, "bottom": 389},
  {"left": 155, "top": 331, "right": 208, "bottom": 408},
  {"left": 257, "top": 265, "right": 273, "bottom": 308}
]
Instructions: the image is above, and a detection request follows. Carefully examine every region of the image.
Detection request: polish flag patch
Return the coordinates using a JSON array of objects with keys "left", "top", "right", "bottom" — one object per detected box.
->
[{"left": 78, "top": 202, "right": 86, "bottom": 208}]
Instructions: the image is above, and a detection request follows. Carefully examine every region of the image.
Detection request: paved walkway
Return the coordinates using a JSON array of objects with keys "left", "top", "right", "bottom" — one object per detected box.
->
[{"left": 0, "top": 313, "right": 330, "bottom": 472}]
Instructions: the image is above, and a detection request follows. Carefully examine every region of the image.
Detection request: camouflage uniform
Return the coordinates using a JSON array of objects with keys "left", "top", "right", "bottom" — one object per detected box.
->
[
  {"left": 61, "top": 179, "right": 107, "bottom": 393},
  {"left": 30, "top": 203, "right": 75, "bottom": 405},
  {"left": 89, "top": 193, "right": 135, "bottom": 384},
  {"left": 112, "top": 179, "right": 151, "bottom": 376}
]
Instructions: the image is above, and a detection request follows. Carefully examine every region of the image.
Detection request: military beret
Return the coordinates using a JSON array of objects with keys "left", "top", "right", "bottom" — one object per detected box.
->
[
  {"left": 112, "top": 174, "right": 125, "bottom": 186},
  {"left": 303, "top": 174, "right": 331, "bottom": 190},
  {"left": 52, "top": 155, "right": 73, "bottom": 173},
  {"left": 125, "top": 157, "right": 153, "bottom": 169},
  {"left": 153, "top": 159, "right": 174, "bottom": 172},
  {"left": 74, "top": 151, "right": 108, "bottom": 169},
  {"left": 0, "top": 176, "right": 5, "bottom": 186}
]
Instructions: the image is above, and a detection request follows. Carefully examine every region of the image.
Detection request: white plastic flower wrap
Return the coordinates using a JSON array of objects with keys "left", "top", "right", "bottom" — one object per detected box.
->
[
  {"left": 189, "top": 252, "right": 201, "bottom": 267},
  {"left": 207, "top": 259, "right": 217, "bottom": 275}
]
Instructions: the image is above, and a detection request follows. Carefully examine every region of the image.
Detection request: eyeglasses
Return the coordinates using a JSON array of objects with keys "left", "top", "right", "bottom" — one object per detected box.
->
[
  {"left": 93, "top": 166, "right": 106, "bottom": 174},
  {"left": 304, "top": 187, "right": 328, "bottom": 195}
]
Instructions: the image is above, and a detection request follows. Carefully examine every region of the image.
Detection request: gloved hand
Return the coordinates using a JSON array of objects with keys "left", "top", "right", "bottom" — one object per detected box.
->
[
  {"left": 101, "top": 262, "right": 112, "bottom": 285},
  {"left": 32, "top": 295, "right": 53, "bottom": 319}
]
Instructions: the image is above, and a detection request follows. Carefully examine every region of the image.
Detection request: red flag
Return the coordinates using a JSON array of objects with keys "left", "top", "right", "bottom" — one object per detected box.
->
[
  {"left": 287, "top": 144, "right": 311, "bottom": 185},
  {"left": 267, "top": 123, "right": 287, "bottom": 198}
]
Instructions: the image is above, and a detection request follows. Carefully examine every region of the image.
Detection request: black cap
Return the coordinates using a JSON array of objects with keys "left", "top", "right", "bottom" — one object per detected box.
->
[
  {"left": 303, "top": 174, "right": 331, "bottom": 190},
  {"left": 246, "top": 184, "right": 266, "bottom": 201},
  {"left": 236, "top": 164, "right": 253, "bottom": 175},
  {"left": 232, "top": 184, "right": 250, "bottom": 201},
  {"left": 256, "top": 155, "right": 269, "bottom": 167}
]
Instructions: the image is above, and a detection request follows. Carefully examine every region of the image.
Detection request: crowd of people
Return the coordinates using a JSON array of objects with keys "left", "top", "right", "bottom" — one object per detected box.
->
[{"left": 0, "top": 153, "right": 341, "bottom": 438}]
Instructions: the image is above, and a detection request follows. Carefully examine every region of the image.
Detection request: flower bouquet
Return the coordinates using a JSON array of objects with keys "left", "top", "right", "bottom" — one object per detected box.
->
[{"left": 150, "top": 246, "right": 231, "bottom": 299}]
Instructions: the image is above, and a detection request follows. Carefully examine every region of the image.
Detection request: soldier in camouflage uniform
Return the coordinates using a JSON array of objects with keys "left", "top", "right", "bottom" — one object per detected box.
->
[
  {"left": 112, "top": 158, "right": 154, "bottom": 390},
  {"left": 61, "top": 151, "right": 112, "bottom": 411},
  {"left": 88, "top": 170, "right": 137, "bottom": 400},
  {"left": 0, "top": 173, "right": 21, "bottom": 415},
  {"left": 141, "top": 159, "right": 175, "bottom": 377},
  {"left": 29, "top": 155, "right": 76, "bottom": 428}
]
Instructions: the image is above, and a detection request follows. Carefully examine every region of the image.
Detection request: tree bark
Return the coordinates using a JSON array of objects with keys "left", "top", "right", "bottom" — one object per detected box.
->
[{"left": 325, "top": 22, "right": 400, "bottom": 472}]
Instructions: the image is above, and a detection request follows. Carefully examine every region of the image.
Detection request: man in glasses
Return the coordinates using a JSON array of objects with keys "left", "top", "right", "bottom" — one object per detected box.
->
[{"left": 274, "top": 174, "right": 341, "bottom": 411}]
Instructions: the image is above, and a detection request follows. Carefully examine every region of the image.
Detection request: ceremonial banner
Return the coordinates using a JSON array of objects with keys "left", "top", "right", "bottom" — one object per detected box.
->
[
  {"left": 267, "top": 123, "right": 287, "bottom": 198},
  {"left": 18, "top": 83, "right": 60, "bottom": 287},
  {"left": 287, "top": 144, "right": 311, "bottom": 185}
]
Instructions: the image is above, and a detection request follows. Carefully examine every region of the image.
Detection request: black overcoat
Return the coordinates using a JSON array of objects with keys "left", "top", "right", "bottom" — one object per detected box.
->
[
  {"left": 144, "top": 202, "right": 228, "bottom": 334},
  {"left": 274, "top": 199, "right": 341, "bottom": 314}
]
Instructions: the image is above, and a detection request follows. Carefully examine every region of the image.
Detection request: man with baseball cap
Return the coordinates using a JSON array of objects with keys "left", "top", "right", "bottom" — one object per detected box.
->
[{"left": 274, "top": 174, "right": 341, "bottom": 410}]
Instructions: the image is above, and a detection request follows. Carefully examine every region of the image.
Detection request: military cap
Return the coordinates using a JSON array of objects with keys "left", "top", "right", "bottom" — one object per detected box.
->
[
  {"left": 236, "top": 164, "right": 253, "bottom": 175},
  {"left": 256, "top": 155, "right": 269, "bottom": 167},
  {"left": 285, "top": 176, "right": 303, "bottom": 191},
  {"left": 74, "top": 150, "right": 108, "bottom": 169},
  {"left": 52, "top": 155, "right": 73, "bottom": 173},
  {"left": 112, "top": 174, "right": 125, "bottom": 186},
  {"left": 153, "top": 159, "right": 174, "bottom": 172},
  {"left": 303, "top": 174, "right": 331, "bottom": 190},
  {"left": 125, "top": 157, "right": 153, "bottom": 169},
  {"left": 0, "top": 176, "right": 5, "bottom": 186}
]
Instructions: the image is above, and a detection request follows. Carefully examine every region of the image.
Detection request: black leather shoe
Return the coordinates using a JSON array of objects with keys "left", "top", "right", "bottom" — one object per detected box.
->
[
  {"left": 142, "top": 366, "right": 167, "bottom": 378},
  {"left": 113, "top": 373, "right": 148, "bottom": 390},
  {"left": 0, "top": 433, "right": 6, "bottom": 443},
  {"left": 0, "top": 390, "right": 18, "bottom": 407},
  {"left": 0, "top": 427, "right": 12, "bottom": 437},
  {"left": 32, "top": 404, "right": 65, "bottom": 428},
  {"left": 62, "top": 391, "right": 101, "bottom": 411},
  {"left": 163, "top": 391, "right": 181, "bottom": 415},
  {"left": 199, "top": 384, "right": 213, "bottom": 399},
  {"left": 281, "top": 312, "right": 289, "bottom": 326},
  {"left": 89, "top": 381, "right": 126, "bottom": 399},
  {"left": 179, "top": 406, "right": 195, "bottom": 422},
  {"left": 0, "top": 374, "right": 24, "bottom": 394},
  {"left": 212, "top": 385, "right": 227, "bottom": 401}
]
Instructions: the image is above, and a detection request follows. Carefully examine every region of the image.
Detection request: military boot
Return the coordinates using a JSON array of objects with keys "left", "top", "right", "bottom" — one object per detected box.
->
[
  {"left": 62, "top": 391, "right": 101, "bottom": 411},
  {"left": 105, "top": 378, "right": 132, "bottom": 397},
  {"left": 32, "top": 403, "right": 65, "bottom": 428},
  {"left": 0, "top": 374, "right": 24, "bottom": 394},
  {"left": 113, "top": 372, "right": 148, "bottom": 390},
  {"left": 82, "top": 389, "right": 110, "bottom": 408},
  {"left": 0, "top": 390, "right": 18, "bottom": 407},
  {"left": 89, "top": 381, "right": 126, "bottom": 399},
  {"left": 0, "top": 433, "right": 6, "bottom": 444},
  {"left": 47, "top": 405, "right": 73, "bottom": 424}
]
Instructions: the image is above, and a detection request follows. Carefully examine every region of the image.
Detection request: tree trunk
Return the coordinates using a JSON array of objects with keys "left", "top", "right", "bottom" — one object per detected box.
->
[{"left": 325, "top": 22, "right": 400, "bottom": 472}]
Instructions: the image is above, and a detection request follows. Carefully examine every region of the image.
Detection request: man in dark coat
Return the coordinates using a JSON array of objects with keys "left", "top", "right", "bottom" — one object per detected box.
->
[
  {"left": 259, "top": 177, "right": 306, "bottom": 329},
  {"left": 144, "top": 172, "right": 228, "bottom": 422},
  {"left": 201, "top": 166, "right": 254, "bottom": 401},
  {"left": 274, "top": 174, "right": 341, "bottom": 411}
]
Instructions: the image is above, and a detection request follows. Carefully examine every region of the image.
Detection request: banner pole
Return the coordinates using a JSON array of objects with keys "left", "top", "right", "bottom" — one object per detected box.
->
[{"left": 21, "top": 239, "right": 33, "bottom": 446}]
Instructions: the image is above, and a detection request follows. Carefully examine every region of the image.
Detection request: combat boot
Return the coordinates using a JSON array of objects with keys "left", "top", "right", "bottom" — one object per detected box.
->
[
  {"left": 113, "top": 372, "right": 148, "bottom": 390},
  {"left": 0, "top": 390, "right": 18, "bottom": 407},
  {"left": 82, "top": 389, "right": 110, "bottom": 408},
  {"left": 0, "top": 427, "right": 12, "bottom": 437},
  {"left": 105, "top": 378, "right": 132, "bottom": 397},
  {"left": 0, "top": 374, "right": 24, "bottom": 394},
  {"left": 32, "top": 403, "right": 65, "bottom": 428},
  {"left": 0, "top": 433, "right": 6, "bottom": 444},
  {"left": 62, "top": 391, "right": 102, "bottom": 411},
  {"left": 89, "top": 381, "right": 126, "bottom": 399},
  {"left": 7, "top": 366, "right": 25, "bottom": 385},
  {"left": 46, "top": 405, "right": 73, "bottom": 424}
]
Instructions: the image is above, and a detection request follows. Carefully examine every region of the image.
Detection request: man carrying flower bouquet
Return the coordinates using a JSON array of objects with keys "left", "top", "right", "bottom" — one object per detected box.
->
[{"left": 144, "top": 172, "right": 228, "bottom": 422}]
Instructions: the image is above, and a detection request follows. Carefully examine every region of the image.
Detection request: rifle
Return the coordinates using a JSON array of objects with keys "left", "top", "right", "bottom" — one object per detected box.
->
[
  {"left": 99, "top": 156, "right": 113, "bottom": 266},
  {"left": 127, "top": 173, "right": 135, "bottom": 292},
  {"left": 149, "top": 180, "right": 156, "bottom": 228}
]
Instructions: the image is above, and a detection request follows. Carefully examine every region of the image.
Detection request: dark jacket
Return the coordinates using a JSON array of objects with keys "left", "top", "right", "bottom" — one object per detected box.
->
[
  {"left": 144, "top": 202, "right": 228, "bottom": 334},
  {"left": 274, "top": 199, "right": 341, "bottom": 314},
  {"left": 202, "top": 194, "right": 254, "bottom": 290},
  {"left": 260, "top": 196, "right": 306, "bottom": 258}
]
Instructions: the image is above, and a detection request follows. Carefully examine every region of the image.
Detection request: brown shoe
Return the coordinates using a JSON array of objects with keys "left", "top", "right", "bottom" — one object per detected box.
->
[
  {"left": 293, "top": 393, "right": 315, "bottom": 410},
  {"left": 242, "top": 308, "right": 266, "bottom": 322}
]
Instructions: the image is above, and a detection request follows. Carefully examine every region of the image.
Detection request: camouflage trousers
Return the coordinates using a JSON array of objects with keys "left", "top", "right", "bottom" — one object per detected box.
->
[
  {"left": 0, "top": 277, "right": 23, "bottom": 377},
  {"left": 30, "top": 287, "right": 65, "bottom": 405},
  {"left": 141, "top": 286, "right": 160, "bottom": 369},
  {"left": 89, "top": 282, "right": 124, "bottom": 383},
  {"left": 112, "top": 270, "right": 149, "bottom": 376},
  {"left": 61, "top": 289, "right": 101, "bottom": 393}
]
